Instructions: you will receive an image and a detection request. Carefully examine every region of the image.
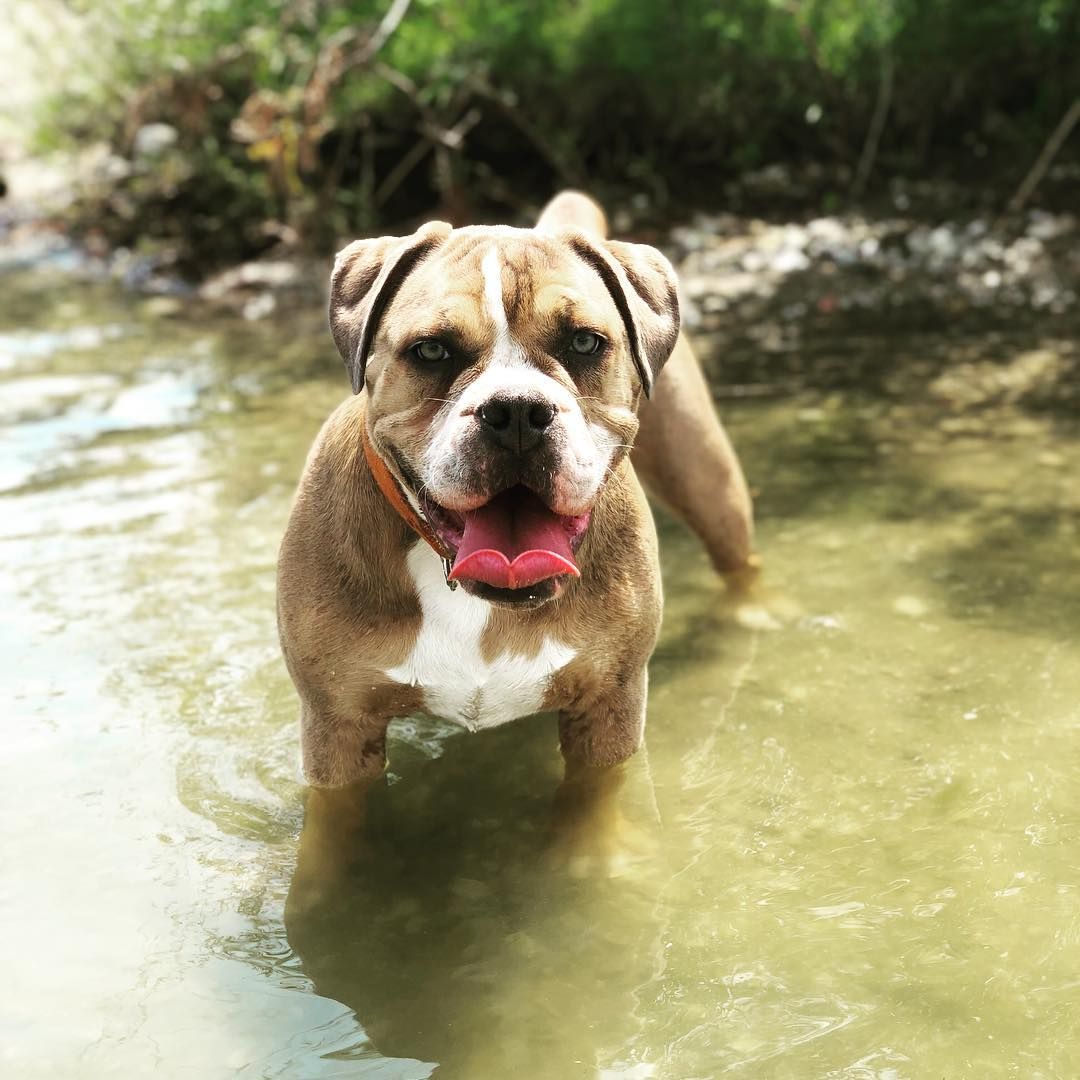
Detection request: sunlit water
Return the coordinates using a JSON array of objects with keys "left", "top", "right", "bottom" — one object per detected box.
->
[{"left": 2, "top": 264, "right": 1078, "bottom": 1079}]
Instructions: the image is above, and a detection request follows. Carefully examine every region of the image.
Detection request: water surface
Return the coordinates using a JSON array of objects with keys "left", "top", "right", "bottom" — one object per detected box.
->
[{"left": 2, "top": 264, "right": 1078, "bottom": 1078}]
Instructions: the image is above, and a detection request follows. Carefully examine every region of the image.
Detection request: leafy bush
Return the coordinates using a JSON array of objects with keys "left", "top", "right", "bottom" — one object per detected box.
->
[{"left": 34, "top": 0, "right": 1078, "bottom": 272}]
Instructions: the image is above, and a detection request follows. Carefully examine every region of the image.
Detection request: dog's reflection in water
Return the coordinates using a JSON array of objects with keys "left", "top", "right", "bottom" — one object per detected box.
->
[{"left": 285, "top": 717, "right": 662, "bottom": 1079}]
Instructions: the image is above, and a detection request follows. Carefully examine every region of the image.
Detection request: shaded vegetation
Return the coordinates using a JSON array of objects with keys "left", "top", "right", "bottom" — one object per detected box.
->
[{"left": 34, "top": 0, "right": 1080, "bottom": 272}]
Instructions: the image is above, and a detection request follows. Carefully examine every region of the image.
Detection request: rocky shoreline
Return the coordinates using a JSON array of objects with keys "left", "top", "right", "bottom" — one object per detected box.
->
[
  {"left": 3, "top": 159, "right": 1077, "bottom": 415},
  {"left": 4, "top": 195, "right": 1075, "bottom": 321},
  {"left": 673, "top": 210, "right": 1078, "bottom": 332}
]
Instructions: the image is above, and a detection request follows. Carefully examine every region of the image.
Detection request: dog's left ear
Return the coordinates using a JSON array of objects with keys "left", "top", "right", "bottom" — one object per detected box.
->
[
  {"left": 569, "top": 235, "right": 680, "bottom": 398},
  {"left": 329, "top": 220, "right": 453, "bottom": 393}
]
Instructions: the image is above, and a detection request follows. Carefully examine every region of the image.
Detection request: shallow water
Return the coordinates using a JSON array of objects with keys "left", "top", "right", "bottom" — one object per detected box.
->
[{"left": 2, "top": 265, "right": 1079, "bottom": 1079}]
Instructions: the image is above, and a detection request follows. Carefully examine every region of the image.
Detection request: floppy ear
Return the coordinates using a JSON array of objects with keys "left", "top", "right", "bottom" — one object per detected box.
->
[
  {"left": 329, "top": 221, "right": 453, "bottom": 393},
  {"left": 567, "top": 235, "right": 680, "bottom": 398}
]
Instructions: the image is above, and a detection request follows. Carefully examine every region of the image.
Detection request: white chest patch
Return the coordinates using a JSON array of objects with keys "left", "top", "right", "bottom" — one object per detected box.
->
[{"left": 385, "top": 544, "right": 577, "bottom": 731}]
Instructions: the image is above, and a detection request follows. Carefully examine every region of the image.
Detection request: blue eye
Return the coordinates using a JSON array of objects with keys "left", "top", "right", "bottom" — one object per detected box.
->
[
  {"left": 412, "top": 340, "right": 451, "bottom": 363},
  {"left": 569, "top": 330, "right": 603, "bottom": 356}
]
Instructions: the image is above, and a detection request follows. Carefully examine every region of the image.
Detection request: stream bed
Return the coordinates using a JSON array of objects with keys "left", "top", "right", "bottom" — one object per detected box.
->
[{"left": 2, "top": 254, "right": 1079, "bottom": 1078}]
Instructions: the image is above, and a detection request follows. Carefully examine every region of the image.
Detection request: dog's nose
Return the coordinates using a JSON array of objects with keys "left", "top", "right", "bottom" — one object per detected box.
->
[{"left": 477, "top": 395, "right": 556, "bottom": 454}]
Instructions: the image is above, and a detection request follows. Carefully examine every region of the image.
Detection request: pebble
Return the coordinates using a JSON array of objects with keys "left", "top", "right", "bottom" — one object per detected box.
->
[
  {"left": 140, "top": 296, "right": 183, "bottom": 318},
  {"left": 893, "top": 595, "right": 928, "bottom": 618},
  {"left": 242, "top": 293, "right": 276, "bottom": 320},
  {"left": 734, "top": 604, "right": 784, "bottom": 632},
  {"left": 131, "top": 122, "right": 179, "bottom": 159},
  {"left": 1037, "top": 451, "right": 1066, "bottom": 468},
  {"left": 450, "top": 877, "right": 490, "bottom": 901}
]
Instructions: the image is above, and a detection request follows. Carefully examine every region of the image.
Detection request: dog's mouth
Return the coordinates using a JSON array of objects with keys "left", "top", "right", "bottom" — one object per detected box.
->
[{"left": 420, "top": 486, "right": 591, "bottom": 593}]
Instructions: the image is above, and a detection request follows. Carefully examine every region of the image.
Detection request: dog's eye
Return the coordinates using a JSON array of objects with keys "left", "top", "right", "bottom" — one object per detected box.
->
[
  {"left": 411, "top": 339, "right": 451, "bottom": 364},
  {"left": 569, "top": 330, "right": 603, "bottom": 356}
]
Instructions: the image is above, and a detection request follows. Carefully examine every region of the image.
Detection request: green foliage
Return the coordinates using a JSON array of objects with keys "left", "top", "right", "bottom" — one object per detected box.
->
[{"left": 35, "top": 0, "right": 1080, "bottom": 272}]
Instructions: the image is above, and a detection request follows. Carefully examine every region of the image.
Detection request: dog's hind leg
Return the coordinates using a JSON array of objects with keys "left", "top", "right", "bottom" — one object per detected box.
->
[{"left": 631, "top": 331, "right": 756, "bottom": 577}]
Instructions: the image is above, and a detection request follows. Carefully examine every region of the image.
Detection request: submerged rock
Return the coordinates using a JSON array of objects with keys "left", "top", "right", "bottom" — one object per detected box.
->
[
  {"left": 197, "top": 257, "right": 323, "bottom": 317},
  {"left": 928, "top": 348, "right": 1071, "bottom": 410}
]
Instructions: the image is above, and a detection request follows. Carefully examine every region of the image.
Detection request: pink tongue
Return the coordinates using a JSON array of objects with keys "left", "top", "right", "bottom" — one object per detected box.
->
[{"left": 448, "top": 487, "right": 580, "bottom": 589}]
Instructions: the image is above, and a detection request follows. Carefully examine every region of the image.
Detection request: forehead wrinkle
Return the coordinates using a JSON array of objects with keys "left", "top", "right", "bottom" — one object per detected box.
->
[
  {"left": 442, "top": 230, "right": 489, "bottom": 263},
  {"left": 384, "top": 291, "right": 488, "bottom": 348},
  {"left": 525, "top": 276, "right": 621, "bottom": 341},
  {"left": 500, "top": 241, "right": 540, "bottom": 325}
]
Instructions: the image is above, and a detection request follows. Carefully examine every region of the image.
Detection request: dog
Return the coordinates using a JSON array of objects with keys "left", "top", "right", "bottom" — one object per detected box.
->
[{"left": 277, "top": 191, "right": 755, "bottom": 793}]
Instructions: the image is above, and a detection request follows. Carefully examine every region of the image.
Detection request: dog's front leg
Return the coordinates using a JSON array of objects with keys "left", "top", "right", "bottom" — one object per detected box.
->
[
  {"left": 550, "top": 666, "right": 654, "bottom": 875},
  {"left": 286, "top": 779, "right": 374, "bottom": 918},
  {"left": 300, "top": 704, "right": 390, "bottom": 789},
  {"left": 286, "top": 708, "right": 391, "bottom": 915}
]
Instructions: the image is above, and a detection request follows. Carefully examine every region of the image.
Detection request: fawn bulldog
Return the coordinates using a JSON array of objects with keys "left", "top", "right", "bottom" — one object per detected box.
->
[{"left": 277, "top": 191, "right": 755, "bottom": 795}]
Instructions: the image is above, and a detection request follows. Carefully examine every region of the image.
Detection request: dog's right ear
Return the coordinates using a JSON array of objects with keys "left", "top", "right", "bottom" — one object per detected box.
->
[
  {"left": 329, "top": 221, "right": 453, "bottom": 393},
  {"left": 565, "top": 233, "right": 680, "bottom": 399}
]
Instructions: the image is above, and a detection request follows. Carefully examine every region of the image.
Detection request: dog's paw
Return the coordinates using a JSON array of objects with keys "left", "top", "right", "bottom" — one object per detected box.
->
[
  {"left": 545, "top": 778, "right": 658, "bottom": 880},
  {"left": 546, "top": 811, "right": 654, "bottom": 879},
  {"left": 721, "top": 551, "right": 764, "bottom": 597},
  {"left": 720, "top": 556, "right": 802, "bottom": 631},
  {"left": 285, "top": 783, "right": 370, "bottom": 919}
]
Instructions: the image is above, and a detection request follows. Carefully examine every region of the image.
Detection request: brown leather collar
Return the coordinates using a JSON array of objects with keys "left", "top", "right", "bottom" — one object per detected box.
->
[{"left": 360, "top": 419, "right": 457, "bottom": 580}]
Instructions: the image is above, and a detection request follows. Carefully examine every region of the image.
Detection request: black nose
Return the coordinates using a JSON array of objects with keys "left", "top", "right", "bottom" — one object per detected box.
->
[{"left": 477, "top": 395, "right": 556, "bottom": 454}]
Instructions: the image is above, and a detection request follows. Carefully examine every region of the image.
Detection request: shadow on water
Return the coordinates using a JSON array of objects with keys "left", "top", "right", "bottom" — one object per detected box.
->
[
  {"left": 277, "top": 720, "right": 667, "bottom": 1079},
  {"left": 915, "top": 506, "right": 1080, "bottom": 635}
]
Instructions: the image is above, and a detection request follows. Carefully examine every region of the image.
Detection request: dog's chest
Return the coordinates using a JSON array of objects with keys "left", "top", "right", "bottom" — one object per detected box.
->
[{"left": 385, "top": 545, "right": 576, "bottom": 731}]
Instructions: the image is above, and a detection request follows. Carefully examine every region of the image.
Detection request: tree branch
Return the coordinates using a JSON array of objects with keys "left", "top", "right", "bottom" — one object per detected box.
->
[
  {"left": 1007, "top": 99, "right": 1080, "bottom": 214},
  {"left": 851, "top": 48, "right": 894, "bottom": 198},
  {"left": 300, "top": 0, "right": 414, "bottom": 171}
]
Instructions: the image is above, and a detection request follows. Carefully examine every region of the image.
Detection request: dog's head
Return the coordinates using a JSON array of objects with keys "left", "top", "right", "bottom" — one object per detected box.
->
[{"left": 329, "top": 222, "right": 680, "bottom": 606}]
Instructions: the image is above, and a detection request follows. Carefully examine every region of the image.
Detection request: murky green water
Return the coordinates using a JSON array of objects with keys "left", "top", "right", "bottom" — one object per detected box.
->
[{"left": 3, "top": 264, "right": 1079, "bottom": 1079}]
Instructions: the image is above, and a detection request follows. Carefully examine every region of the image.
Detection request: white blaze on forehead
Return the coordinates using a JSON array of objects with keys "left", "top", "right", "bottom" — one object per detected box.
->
[
  {"left": 481, "top": 245, "right": 527, "bottom": 367},
  {"left": 481, "top": 246, "right": 507, "bottom": 335}
]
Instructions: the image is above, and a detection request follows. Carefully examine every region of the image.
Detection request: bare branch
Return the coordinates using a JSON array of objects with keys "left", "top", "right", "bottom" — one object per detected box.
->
[
  {"left": 851, "top": 49, "right": 894, "bottom": 198},
  {"left": 468, "top": 76, "right": 581, "bottom": 187},
  {"left": 1007, "top": 99, "right": 1080, "bottom": 214},
  {"left": 356, "top": 0, "right": 414, "bottom": 68},
  {"left": 374, "top": 138, "right": 432, "bottom": 207},
  {"left": 300, "top": 0, "right": 414, "bottom": 170},
  {"left": 373, "top": 106, "right": 482, "bottom": 206}
]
